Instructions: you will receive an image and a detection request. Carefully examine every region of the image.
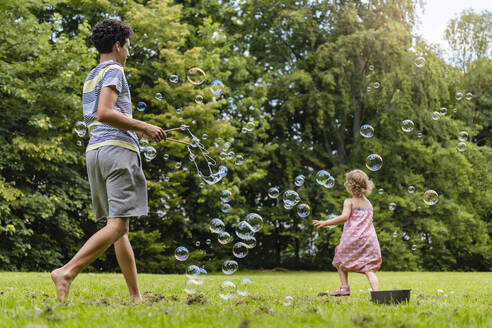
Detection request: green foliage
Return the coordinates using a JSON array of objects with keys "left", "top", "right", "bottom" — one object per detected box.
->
[{"left": 0, "top": 0, "right": 490, "bottom": 273}]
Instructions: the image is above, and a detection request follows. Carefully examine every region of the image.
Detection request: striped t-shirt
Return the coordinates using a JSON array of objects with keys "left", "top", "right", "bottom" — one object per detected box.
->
[{"left": 82, "top": 60, "right": 139, "bottom": 153}]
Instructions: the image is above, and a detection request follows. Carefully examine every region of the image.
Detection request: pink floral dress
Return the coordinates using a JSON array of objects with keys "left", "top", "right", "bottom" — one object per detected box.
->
[{"left": 332, "top": 207, "right": 382, "bottom": 273}]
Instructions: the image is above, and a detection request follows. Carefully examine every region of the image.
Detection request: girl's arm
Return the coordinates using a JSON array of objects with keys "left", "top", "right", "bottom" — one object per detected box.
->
[{"left": 312, "top": 199, "right": 352, "bottom": 228}]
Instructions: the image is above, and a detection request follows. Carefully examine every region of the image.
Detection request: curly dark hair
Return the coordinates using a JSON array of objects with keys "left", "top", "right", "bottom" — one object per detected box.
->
[{"left": 91, "top": 19, "right": 133, "bottom": 54}]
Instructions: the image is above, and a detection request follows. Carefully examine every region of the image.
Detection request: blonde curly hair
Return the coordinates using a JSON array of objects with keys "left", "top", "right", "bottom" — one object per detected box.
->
[{"left": 344, "top": 169, "right": 374, "bottom": 198}]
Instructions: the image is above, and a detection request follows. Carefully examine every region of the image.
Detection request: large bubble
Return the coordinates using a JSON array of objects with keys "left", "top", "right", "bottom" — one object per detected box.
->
[
  {"left": 415, "top": 56, "right": 425, "bottom": 68},
  {"left": 365, "top": 154, "right": 383, "bottom": 171},
  {"left": 210, "top": 218, "right": 225, "bottom": 233},
  {"left": 136, "top": 101, "right": 147, "bottom": 112},
  {"left": 401, "top": 120, "right": 414, "bottom": 133},
  {"left": 221, "top": 203, "right": 231, "bottom": 213},
  {"left": 268, "top": 187, "right": 280, "bottom": 198},
  {"left": 220, "top": 190, "right": 232, "bottom": 203},
  {"left": 246, "top": 213, "right": 263, "bottom": 232},
  {"left": 297, "top": 203, "right": 311, "bottom": 218},
  {"left": 457, "top": 142, "right": 466, "bottom": 152},
  {"left": 282, "top": 190, "right": 300, "bottom": 207},
  {"left": 360, "top": 124, "right": 374, "bottom": 138},
  {"left": 423, "top": 190, "right": 439, "bottom": 205},
  {"left": 459, "top": 131, "right": 468, "bottom": 141},
  {"left": 175, "top": 246, "right": 189, "bottom": 261},
  {"left": 222, "top": 260, "right": 238, "bottom": 275},
  {"left": 219, "top": 280, "right": 236, "bottom": 300},
  {"left": 142, "top": 146, "right": 157, "bottom": 162},
  {"left": 235, "top": 221, "right": 255, "bottom": 240},
  {"left": 237, "top": 278, "right": 252, "bottom": 297},
  {"left": 73, "top": 121, "right": 87, "bottom": 138},
  {"left": 210, "top": 80, "right": 225, "bottom": 96},
  {"left": 187, "top": 67, "right": 206, "bottom": 85},
  {"left": 315, "top": 170, "right": 335, "bottom": 188},
  {"left": 232, "top": 242, "right": 248, "bottom": 258},
  {"left": 218, "top": 231, "right": 233, "bottom": 244},
  {"left": 295, "top": 174, "right": 305, "bottom": 187}
]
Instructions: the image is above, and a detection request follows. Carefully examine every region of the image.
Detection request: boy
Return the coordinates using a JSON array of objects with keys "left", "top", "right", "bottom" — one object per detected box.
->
[{"left": 51, "top": 19, "right": 166, "bottom": 302}]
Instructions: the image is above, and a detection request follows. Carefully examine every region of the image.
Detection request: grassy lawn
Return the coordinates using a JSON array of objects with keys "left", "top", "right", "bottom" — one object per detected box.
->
[{"left": 0, "top": 271, "right": 491, "bottom": 327}]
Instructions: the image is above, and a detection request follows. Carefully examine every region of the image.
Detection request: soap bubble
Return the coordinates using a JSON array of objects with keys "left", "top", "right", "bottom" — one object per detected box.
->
[
  {"left": 297, "top": 203, "right": 311, "bottom": 218},
  {"left": 459, "top": 131, "right": 468, "bottom": 141},
  {"left": 378, "top": 188, "right": 384, "bottom": 194},
  {"left": 268, "top": 187, "right": 280, "bottom": 199},
  {"left": 244, "top": 121, "right": 255, "bottom": 132},
  {"left": 440, "top": 107, "right": 448, "bottom": 116},
  {"left": 169, "top": 74, "right": 179, "bottom": 83},
  {"left": 218, "top": 231, "right": 233, "bottom": 244},
  {"left": 455, "top": 92, "right": 463, "bottom": 101},
  {"left": 221, "top": 203, "right": 231, "bottom": 213},
  {"left": 369, "top": 65, "right": 374, "bottom": 71},
  {"left": 76, "top": 140, "right": 83, "bottom": 147},
  {"left": 389, "top": 202, "right": 396, "bottom": 211},
  {"left": 457, "top": 142, "right": 466, "bottom": 152},
  {"left": 423, "top": 190, "right": 439, "bottom": 205},
  {"left": 246, "top": 213, "right": 263, "bottom": 232},
  {"left": 360, "top": 124, "right": 374, "bottom": 138},
  {"left": 219, "top": 280, "right": 236, "bottom": 300},
  {"left": 408, "top": 186, "right": 415, "bottom": 194},
  {"left": 221, "top": 190, "right": 232, "bottom": 203},
  {"left": 242, "top": 236, "right": 256, "bottom": 249},
  {"left": 73, "top": 121, "right": 87, "bottom": 138},
  {"left": 184, "top": 279, "right": 199, "bottom": 294},
  {"left": 417, "top": 132, "right": 423, "bottom": 139},
  {"left": 235, "top": 221, "right": 255, "bottom": 239},
  {"left": 284, "top": 203, "right": 294, "bottom": 210},
  {"left": 365, "top": 154, "right": 383, "bottom": 171},
  {"left": 210, "top": 80, "right": 225, "bottom": 96},
  {"left": 232, "top": 242, "right": 248, "bottom": 258},
  {"left": 175, "top": 161, "right": 182, "bottom": 169},
  {"left": 219, "top": 165, "right": 228, "bottom": 177},
  {"left": 222, "top": 260, "right": 238, "bottom": 275},
  {"left": 401, "top": 120, "right": 414, "bottom": 132},
  {"left": 136, "top": 101, "right": 147, "bottom": 112},
  {"left": 411, "top": 244, "right": 417, "bottom": 251},
  {"left": 295, "top": 174, "right": 305, "bottom": 187},
  {"left": 187, "top": 67, "right": 206, "bottom": 85},
  {"left": 186, "top": 265, "right": 200, "bottom": 279},
  {"left": 163, "top": 154, "right": 169, "bottom": 160},
  {"left": 282, "top": 295, "right": 294, "bottom": 306},
  {"left": 155, "top": 93, "right": 163, "bottom": 101},
  {"left": 226, "top": 151, "right": 235, "bottom": 160},
  {"left": 195, "top": 95, "right": 203, "bottom": 104},
  {"left": 465, "top": 92, "right": 472, "bottom": 101},
  {"left": 201, "top": 133, "right": 208, "bottom": 140},
  {"left": 415, "top": 56, "right": 425, "bottom": 68},
  {"left": 431, "top": 111, "right": 441, "bottom": 120},
  {"left": 282, "top": 190, "right": 300, "bottom": 207},
  {"left": 373, "top": 82, "right": 380, "bottom": 89},
  {"left": 237, "top": 278, "right": 252, "bottom": 297},
  {"left": 315, "top": 170, "right": 335, "bottom": 188},
  {"left": 206, "top": 239, "right": 211, "bottom": 245},
  {"left": 235, "top": 155, "right": 244, "bottom": 166},
  {"left": 195, "top": 241, "right": 200, "bottom": 247},
  {"left": 142, "top": 146, "right": 157, "bottom": 162},
  {"left": 175, "top": 246, "right": 189, "bottom": 261}
]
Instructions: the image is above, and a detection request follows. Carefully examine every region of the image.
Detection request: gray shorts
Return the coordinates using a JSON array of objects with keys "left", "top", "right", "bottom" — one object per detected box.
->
[{"left": 86, "top": 146, "right": 148, "bottom": 221}]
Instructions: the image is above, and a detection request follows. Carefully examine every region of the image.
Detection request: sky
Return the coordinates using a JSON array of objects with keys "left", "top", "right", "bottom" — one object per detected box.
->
[{"left": 417, "top": 0, "right": 491, "bottom": 50}]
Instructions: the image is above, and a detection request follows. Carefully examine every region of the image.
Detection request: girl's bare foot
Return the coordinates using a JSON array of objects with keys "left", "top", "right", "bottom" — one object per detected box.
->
[{"left": 51, "top": 268, "right": 73, "bottom": 302}]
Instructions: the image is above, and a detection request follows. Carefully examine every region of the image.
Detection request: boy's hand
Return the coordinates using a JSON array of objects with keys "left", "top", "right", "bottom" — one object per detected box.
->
[
  {"left": 142, "top": 123, "right": 167, "bottom": 143},
  {"left": 312, "top": 220, "right": 328, "bottom": 228}
]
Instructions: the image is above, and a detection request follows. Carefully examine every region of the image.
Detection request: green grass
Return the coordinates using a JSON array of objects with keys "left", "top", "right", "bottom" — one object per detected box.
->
[{"left": 1, "top": 271, "right": 491, "bottom": 327}]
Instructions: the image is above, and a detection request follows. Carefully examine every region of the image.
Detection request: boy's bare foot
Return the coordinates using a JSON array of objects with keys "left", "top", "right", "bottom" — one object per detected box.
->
[
  {"left": 131, "top": 294, "right": 143, "bottom": 303},
  {"left": 51, "top": 268, "right": 73, "bottom": 302}
]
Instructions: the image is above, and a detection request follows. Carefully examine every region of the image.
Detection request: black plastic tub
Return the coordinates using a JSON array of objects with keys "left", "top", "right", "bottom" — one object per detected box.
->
[{"left": 370, "top": 289, "right": 411, "bottom": 305}]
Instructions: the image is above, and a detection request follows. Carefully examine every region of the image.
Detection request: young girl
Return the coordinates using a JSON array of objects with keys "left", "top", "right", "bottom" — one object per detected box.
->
[{"left": 313, "top": 169, "right": 381, "bottom": 296}]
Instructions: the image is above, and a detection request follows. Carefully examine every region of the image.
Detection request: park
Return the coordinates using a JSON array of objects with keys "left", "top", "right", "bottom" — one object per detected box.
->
[{"left": 0, "top": 0, "right": 491, "bottom": 327}]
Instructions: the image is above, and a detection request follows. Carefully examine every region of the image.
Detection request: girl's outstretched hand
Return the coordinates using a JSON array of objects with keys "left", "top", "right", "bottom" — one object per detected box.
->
[{"left": 312, "top": 220, "right": 327, "bottom": 228}]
